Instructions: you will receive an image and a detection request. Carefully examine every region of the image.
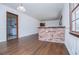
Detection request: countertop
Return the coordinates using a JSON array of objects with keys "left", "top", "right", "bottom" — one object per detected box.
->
[{"left": 38, "top": 26, "right": 65, "bottom": 28}]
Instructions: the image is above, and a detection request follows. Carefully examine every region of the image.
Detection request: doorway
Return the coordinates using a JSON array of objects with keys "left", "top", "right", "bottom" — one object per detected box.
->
[{"left": 6, "top": 12, "right": 18, "bottom": 41}]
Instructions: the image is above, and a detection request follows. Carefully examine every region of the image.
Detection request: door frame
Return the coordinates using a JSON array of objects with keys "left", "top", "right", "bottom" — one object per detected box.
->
[{"left": 6, "top": 12, "right": 18, "bottom": 41}]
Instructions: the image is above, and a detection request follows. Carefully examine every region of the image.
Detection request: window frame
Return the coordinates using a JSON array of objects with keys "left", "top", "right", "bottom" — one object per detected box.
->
[{"left": 70, "top": 3, "right": 79, "bottom": 37}]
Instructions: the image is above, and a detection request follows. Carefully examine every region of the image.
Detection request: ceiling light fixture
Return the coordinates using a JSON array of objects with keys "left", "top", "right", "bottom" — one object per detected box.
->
[{"left": 17, "top": 4, "right": 26, "bottom": 12}]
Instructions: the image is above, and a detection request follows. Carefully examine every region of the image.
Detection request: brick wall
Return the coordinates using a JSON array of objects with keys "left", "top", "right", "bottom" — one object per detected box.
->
[{"left": 38, "top": 27, "right": 65, "bottom": 43}]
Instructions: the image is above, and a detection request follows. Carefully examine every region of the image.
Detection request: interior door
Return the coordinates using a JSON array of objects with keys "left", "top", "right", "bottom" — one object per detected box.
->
[{"left": 7, "top": 12, "right": 18, "bottom": 40}]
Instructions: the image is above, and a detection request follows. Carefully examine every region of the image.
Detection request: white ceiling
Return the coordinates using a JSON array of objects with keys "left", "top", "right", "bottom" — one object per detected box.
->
[{"left": 3, "top": 3, "right": 64, "bottom": 21}]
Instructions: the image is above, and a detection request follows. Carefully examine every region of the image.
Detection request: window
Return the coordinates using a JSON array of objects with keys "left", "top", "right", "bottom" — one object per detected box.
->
[{"left": 70, "top": 3, "right": 79, "bottom": 37}]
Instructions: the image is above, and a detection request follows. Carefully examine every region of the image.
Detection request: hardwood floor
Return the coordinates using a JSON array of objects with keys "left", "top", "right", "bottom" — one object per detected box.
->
[{"left": 0, "top": 34, "right": 69, "bottom": 55}]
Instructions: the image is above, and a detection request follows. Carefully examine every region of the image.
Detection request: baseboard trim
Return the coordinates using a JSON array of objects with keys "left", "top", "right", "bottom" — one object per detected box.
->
[
  {"left": 18, "top": 33, "right": 38, "bottom": 39},
  {"left": 0, "top": 40, "right": 6, "bottom": 43}
]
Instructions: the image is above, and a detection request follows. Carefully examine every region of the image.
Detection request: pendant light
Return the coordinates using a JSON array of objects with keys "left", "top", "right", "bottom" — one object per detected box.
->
[{"left": 17, "top": 4, "right": 26, "bottom": 12}]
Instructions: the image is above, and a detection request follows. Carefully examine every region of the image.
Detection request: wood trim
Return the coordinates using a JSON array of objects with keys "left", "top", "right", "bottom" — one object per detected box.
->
[
  {"left": 72, "top": 4, "right": 79, "bottom": 12},
  {"left": 6, "top": 12, "right": 18, "bottom": 41},
  {"left": 16, "top": 14, "right": 18, "bottom": 39},
  {"left": 69, "top": 3, "right": 72, "bottom": 32},
  {"left": 70, "top": 32, "right": 79, "bottom": 38},
  {"left": 75, "top": 11, "right": 76, "bottom": 31}
]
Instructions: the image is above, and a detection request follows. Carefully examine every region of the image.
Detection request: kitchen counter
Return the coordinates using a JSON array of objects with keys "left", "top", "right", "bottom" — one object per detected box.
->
[{"left": 38, "top": 26, "right": 65, "bottom": 43}]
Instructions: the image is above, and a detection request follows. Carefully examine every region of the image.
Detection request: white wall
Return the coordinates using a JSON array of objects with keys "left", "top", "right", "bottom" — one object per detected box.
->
[
  {"left": 18, "top": 13, "right": 39, "bottom": 37},
  {"left": 0, "top": 4, "right": 39, "bottom": 42},
  {"left": 62, "top": 3, "right": 79, "bottom": 55},
  {"left": 41, "top": 20, "right": 60, "bottom": 27},
  {"left": 0, "top": 5, "right": 6, "bottom": 42}
]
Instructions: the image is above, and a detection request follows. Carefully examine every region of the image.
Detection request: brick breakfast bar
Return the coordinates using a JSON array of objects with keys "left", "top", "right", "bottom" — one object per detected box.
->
[{"left": 38, "top": 26, "right": 65, "bottom": 43}]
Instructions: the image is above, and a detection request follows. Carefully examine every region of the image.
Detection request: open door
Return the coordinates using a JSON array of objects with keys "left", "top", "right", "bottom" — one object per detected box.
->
[{"left": 6, "top": 12, "right": 18, "bottom": 41}]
